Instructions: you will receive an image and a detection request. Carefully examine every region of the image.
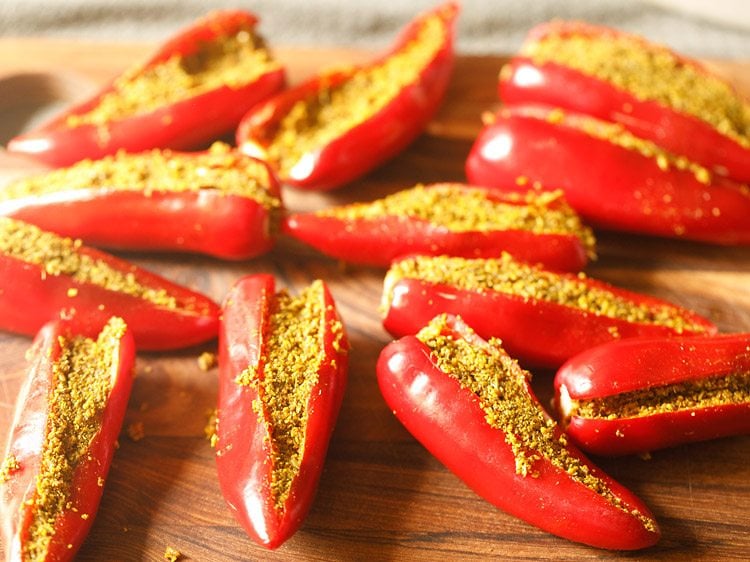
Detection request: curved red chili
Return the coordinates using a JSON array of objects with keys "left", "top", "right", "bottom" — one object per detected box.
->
[
  {"left": 0, "top": 218, "right": 219, "bottom": 350},
  {"left": 377, "top": 313, "right": 660, "bottom": 550},
  {"left": 0, "top": 317, "right": 135, "bottom": 561},
  {"left": 465, "top": 106, "right": 750, "bottom": 244},
  {"left": 499, "top": 21, "right": 750, "bottom": 182},
  {"left": 283, "top": 183, "right": 595, "bottom": 271},
  {"left": 381, "top": 253, "right": 716, "bottom": 368},
  {"left": 8, "top": 11, "right": 285, "bottom": 167},
  {"left": 554, "top": 334, "right": 750, "bottom": 456},
  {"left": 0, "top": 144, "right": 282, "bottom": 260},
  {"left": 237, "top": 2, "right": 458, "bottom": 191},
  {"left": 216, "top": 274, "right": 348, "bottom": 548}
]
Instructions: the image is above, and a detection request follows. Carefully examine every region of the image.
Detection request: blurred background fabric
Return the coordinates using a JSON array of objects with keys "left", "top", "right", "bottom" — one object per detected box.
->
[{"left": 0, "top": 0, "right": 749, "bottom": 58}]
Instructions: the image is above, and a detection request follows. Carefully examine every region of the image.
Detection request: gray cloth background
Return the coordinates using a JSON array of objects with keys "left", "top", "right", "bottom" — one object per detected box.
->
[{"left": 0, "top": 0, "right": 749, "bottom": 59}]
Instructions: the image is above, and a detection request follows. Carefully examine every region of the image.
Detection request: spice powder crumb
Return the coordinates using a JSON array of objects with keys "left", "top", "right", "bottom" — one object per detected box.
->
[
  {"left": 197, "top": 351, "right": 218, "bottom": 371},
  {"left": 164, "top": 546, "right": 182, "bottom": 561},
  {"left": 126, "top": 422, "right": 145, "bottom": 442}
]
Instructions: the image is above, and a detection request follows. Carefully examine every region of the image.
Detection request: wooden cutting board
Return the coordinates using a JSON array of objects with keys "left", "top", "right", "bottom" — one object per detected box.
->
[{"left": 0, "top": 39, "right": 748, "bottom": 561}]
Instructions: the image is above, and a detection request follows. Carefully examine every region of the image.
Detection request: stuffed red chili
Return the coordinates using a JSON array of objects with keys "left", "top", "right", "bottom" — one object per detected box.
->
[
  {"left": 0, "top": 317, "right": 135, "bottom": 561},
  {"left": 215, "top": 274, "right": 349, "bottom": 549},
  {"left": 284, "top": 183, "right": 595, "bottom": 271},
  {"left": 465, "top": 106, "right": 750, "bottom": 244},
  {"left": 0, "top": 143, "right": 282, "bottom": 259},
  {"left": 377, "top": 313, "right": 660, "bottom": 549},
  {"left": 0, "top": 217, "right": 219, "bottom": 350},
  {"left": 7, "top": 11, "right": 285, "bottom": 167},
  {"left": 237, "top": 2, "right": 458, "bottom": 191},
  {"left": 499, "top": 21, "right": 750, "bottom": 183},
  {"left": 381, "top": 253, "right": 716, "bottom": 368},
  {"left": 554, "top": 334, "right": 750, "bottom": 456}
]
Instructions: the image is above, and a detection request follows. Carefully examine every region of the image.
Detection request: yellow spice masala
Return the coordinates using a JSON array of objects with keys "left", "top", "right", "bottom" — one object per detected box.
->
[
  {"left": 67, "top": 27, "right": 280, "bottom": 127},
  {"left": 523, "top": 30, "right": 750, "bottom": 147}
]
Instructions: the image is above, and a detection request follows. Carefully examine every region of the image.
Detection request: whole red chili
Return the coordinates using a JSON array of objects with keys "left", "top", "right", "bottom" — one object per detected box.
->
[
  {"left": 1, "top": 317, "right": 135, "bottom": 561},
  {"left": 8, "top": 11, "right": 285, "bottom": 167},
  {"left": 284, "top": 183, "right": 595, "bottom": 271},
  {"left": 381, "top": 253, "right": 716, "bottom": 368},
  {"left": 237, "top": 2, "right": 458, "bottom": 191},
  {"left": 377, "top": 313, "right": 660, "bottom": 550},
  {"left": 0, "top": 144, "right": 282, "bottom": 260},
  {"left": 216, "top": 274, "right": 349, "bottom": 548},
  {"left": 499, "top": 21, "right": 750, "bottom": 183},
  {"left": 0, "top": 217, "right": 219, "bottom": 350},
  {"left": 554, "top": 334, "right": 750, "bottom": 456},
  {"left": 465, "top": 106, "right": 750, "bottom": 244}
]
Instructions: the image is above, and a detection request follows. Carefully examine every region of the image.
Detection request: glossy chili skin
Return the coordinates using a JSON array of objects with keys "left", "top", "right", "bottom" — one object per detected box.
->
[
  {"left": 500, "top": 21, "right": 750, "bottom": 183},
  {"left": 465, "top": 106, "right": 750, "bottom": 244},
  {"left": 382, "top": 257, "right": 716, "bottom": 369},
  {"left": 554, "top": 334, "right": 750, "bottom": 456},
  {"left": 7, "top": 11, "right": 286, "bottom": 167},
  {"left": 0, "top": 149, "right": 282, "bottom": 260},
  {"left": 283, "top": 184, "right": 592, "bottom": 271},
  {"left": 0, "top": 319, "right": 135, "bottom": 562},
  {"left": 216, "top": 274, "right": 349, "bottom": 549},
  {"left": 377, "top": 314, "right": 660, "bottom": 550},
  {"left": 236, "top": 2, "right": 458, "bottom": 191},
  {"left": 0, "top": 225, "right": 219, "bottom": 350}
]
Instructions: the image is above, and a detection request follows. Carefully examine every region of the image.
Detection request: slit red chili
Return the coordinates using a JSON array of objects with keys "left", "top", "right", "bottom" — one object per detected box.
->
[
  {"left": 0, "top": 317, "right": 135, "bottom": 561},
  {"left": 0, "top": 217, "right": 219, "bottom": 350},
  {"left": 377, "top": 313, "right": 660, "bottom": 550},
  {"left": 283, "top": 183, "right": 595, "bottom": 271},
  {"left": 215, "top": 274, "right": 349, "bottom": 548},
  {"left": 554, "top": 334, "right": 750, "bottom": 456},
  {"left": 0, "top": 144, "right": 282, "bottom": 260},
  {"left": 237, "top": 2, "right": 458, "bottom": 191},
  {"left": 381, "top": 253, "right": 716, "bottom": 368},
  {"left": 8, "top": 11, "right": 285, "bottom": 167},
  {"left": 465, "top": 106, "right": 750, "bottom": 244},
  {"left": 499, "top": 21, "right": 750, "bottom": 182}
]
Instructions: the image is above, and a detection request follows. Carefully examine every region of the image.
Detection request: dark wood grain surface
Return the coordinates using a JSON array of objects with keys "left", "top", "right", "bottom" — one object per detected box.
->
[{"left": 0, "top": 39, "right": 748, "bottom": 561}]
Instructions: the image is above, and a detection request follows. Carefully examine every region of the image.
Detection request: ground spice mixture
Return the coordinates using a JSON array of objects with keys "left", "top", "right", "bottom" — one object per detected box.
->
[
  {"left": 0, "top": 218, "right": 177, "bottom": 308},
  {"left": 416, "top": 314, "right": 657, "bottom": 532},
  {"left": 384, "top": 254, "right": 707, "bottom": 333},
  {"left": 24, "top": 317, "right": 126, "bottom": 561},
  {"left": 235, "top": 281, "right": 326, "bottom": 510},
  {"left": 0, "top": 143, "right": 280, "bottom": 209},
  {"left": 66, "top": 26, "right": 280, "bottom": 127},
  {"left": 572, "top": 373, "right": 750, "bottom": 419}
]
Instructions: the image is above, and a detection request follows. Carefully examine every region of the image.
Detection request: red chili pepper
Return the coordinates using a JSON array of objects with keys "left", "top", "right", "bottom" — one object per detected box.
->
[
  {"left": 499, "top": 21, "right": 750, "bottom": 182},
  {"left": 0, "top": 144, "right": 282, "bottom": 259},
  {"left": 7, "top": 11, "right": 285, "bottom": 167},
  {"left": 554, "top": 334, "right": 750, "bottom": 456},
  {"left": 236, "top": 2, "right": 458, "bottom": 191},
  {"left": 216, "top": 274, "right": 349, "bottom": 548},
  {"left": 465, "top": 106, "right": 750, "bottom": 245},
  {"left": 0, "top": 218, "right": 219, "bottom": 350},
  {"left": 283, "top": 183, "right": 595, "bottom": 271},
  {"left": 377, "top": 313, "right": 660, "bottom": 549},
  {"left": 0, "top": 317, "right": 135, "bottom": 561},
  {"left": 381, "top": 254, "right": 716, "bottom": 368}
]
